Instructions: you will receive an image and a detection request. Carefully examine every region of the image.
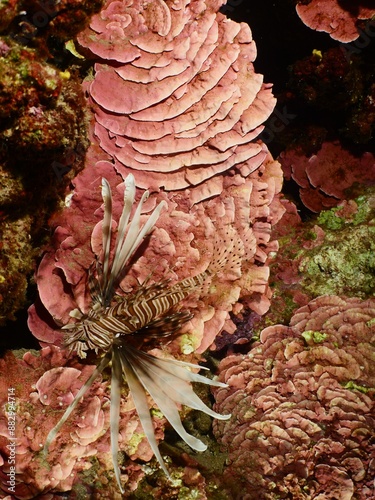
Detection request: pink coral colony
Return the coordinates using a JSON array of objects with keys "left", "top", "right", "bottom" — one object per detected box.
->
[
  {"left": 296, "top": 0, "right": 375, "bottom": 43},
  {"left": 213, "top": 295, "right": 375, "bottom": 499},
  {"left": 280, "top": 141, "right": 375, "bottom": 212},
  {"left": 2, "top": 0, "right": 288, "bottom": 496},
  {"left": 1, "top": 0, "right": 374, "bottom": 497}
]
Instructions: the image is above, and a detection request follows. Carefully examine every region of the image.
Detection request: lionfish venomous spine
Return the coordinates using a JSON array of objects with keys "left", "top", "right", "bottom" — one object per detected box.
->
[{"left": 43, "top": 175, "right": 232, "bottom": 493}]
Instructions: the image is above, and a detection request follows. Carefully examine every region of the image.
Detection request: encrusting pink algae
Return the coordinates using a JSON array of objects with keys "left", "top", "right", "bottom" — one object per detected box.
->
[{"left": 1, "top": 1, "right": 374, "bottom": 498}]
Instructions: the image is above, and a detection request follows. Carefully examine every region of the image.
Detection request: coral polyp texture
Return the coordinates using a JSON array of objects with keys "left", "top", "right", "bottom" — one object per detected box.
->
[
  {"left": 77, "top": 0, "right": 276, "bottom": 203},
  {"left": 296, "top": 0, "right": 375, "bottom": 43},
  {"left": 213, "top": 295, "right": 375, "bottom": 499}
]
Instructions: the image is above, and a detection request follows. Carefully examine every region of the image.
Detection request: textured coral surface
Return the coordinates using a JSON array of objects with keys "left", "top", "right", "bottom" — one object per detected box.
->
[
  {"left": 213, "top": 295, "right": 375, "bottom": 499},
  {"left": 296, "top": 0, "right": 375, "bottom": 42},
  {"left": 0, "top": 346, "right": 168, "bottom": 498},
  {"left": 280, "top": 141, "right": 375, "bottom": 212},
  {"left": 77, "top": 0, "right": 276, "bottom": 203}
]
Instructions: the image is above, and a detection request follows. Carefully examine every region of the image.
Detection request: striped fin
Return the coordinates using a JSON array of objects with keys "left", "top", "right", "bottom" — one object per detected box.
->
[
  {"left": 110, "top": 275, "right": 203, "bottom": 332},
  {"left": 127, "top": 310, "right": 193, "bottom": 341}
]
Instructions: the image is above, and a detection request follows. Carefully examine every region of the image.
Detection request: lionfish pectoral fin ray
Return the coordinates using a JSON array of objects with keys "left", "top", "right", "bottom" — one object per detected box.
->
[
  {"left": 42, "top": 351, "right": 111, "bottom": 455},
  {"left": 137, "top": 350, "right": 229, "bottom": 390},
  {"left": 117, "top": 347, "right": 171, "bottom": 478},
  {"left": 100, "top": 178, "right": 113, "bottom": 296},
  {"left": 127, "top": 347, "right": 230, "bottom": 422},
  {"left": 111, "top": 196, "right": 167, "bottom": 283},
  {"left": 125, "top": 347, "right": 208, "bottom": 452},
  {"left": 110, "top": 348, "right": 125, "bottom": 494}
]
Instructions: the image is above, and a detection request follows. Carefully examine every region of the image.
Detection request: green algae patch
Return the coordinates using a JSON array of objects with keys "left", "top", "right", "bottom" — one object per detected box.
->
[
  {"left": 300, "top": 223, "right": 375, "bottom": 298},
  {"left": 343, "top": 381, "right": 371, "bottom": 394},
  {"left": 317, "top": 195, "right": 373, "bottom": 231},
  {"left": 302, "top": 330, "right": 328, "bottom": 345}
]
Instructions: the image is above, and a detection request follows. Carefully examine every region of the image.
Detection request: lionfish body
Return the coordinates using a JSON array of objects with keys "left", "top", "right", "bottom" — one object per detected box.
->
[
  {"left": 43, "top": 175, "right": 231, "bottom": 493},
  {"left": 64, "top": 271, "right": 208, "bottom": 356}
]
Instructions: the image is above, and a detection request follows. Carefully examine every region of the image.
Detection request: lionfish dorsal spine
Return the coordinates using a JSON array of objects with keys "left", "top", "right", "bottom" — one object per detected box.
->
[{"left": 98, "top": 176, "right": 166, "bottom": 306}]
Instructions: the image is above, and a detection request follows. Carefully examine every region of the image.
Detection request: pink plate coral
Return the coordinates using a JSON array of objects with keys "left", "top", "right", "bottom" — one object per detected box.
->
[
  {"left": 77, "top": 0, "right": 276, "bottom": 203},
  {"left": 213, "top": 295, "right": 375, "bottom": 499},
  {"left": 279, "top": 140, "right": 375, "bottom": 212},
  {"left": 0, "top": 346, "right": 151, "bottom": 498},
  {"left": 25, "top": 0, "right": 285, "bottom": 493},
  {"left": 296, "top": 0, "right": 375, "bottom": 43}
]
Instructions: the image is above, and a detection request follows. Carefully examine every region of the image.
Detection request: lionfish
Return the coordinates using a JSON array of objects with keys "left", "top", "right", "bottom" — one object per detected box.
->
[{"left": 43, "top": 174, "right": 233, "bottom": 493}]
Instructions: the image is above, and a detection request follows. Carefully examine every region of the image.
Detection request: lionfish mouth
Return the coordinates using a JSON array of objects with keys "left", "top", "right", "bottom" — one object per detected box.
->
[{"left": 42, "top": 175, "right": 231, "bottom": 493}]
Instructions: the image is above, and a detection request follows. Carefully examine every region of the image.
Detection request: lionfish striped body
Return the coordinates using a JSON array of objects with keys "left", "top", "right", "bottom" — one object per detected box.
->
[
  {"left": 64, "top": 272, "right": 207, "bottom": 356},
  {"left": 43, "top": 175, "right": 231, "bottom": 493}
]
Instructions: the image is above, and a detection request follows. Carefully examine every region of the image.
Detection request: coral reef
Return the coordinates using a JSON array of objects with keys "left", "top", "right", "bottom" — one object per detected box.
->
[
  {"left": 280, "top": 140, "right": 375, "bottom": 212},
  {"left": 28, "top": 0, "right": 285, "bottom": 354},
  {"left": 296, "top": 0, "right": 375, "bottom": 43},
  {"left": 0, "top": 39, "right": 86, "bottom": 160},
  {"left": 266, "top": 189, "right": 375, "bottom": 328},
  {"left": 0, "top": 36, "right": 89, "bottom": 325},
  {"left": 0, "top": 346, "right": 168, "bottom": 498},
  {"left": 1, "top": 0, "right": 375, "bottom": 497},
  {"left": 1, "top": 0, "right": 104, "bottom": 44},
  {"left": 77, "top": 0, "right": 276, "bottom": 202},
  {"left": 28, "top": 148, "right": 284, "bottom": 356},
  {"left": 0, "top": 214, "right": 33, "bottom": 324},
  {"left": 213, "top": 295, "right": 375, "bottom": 499},
  {"left": 20, "top": 0, "right": 286, "bottom": 495}
]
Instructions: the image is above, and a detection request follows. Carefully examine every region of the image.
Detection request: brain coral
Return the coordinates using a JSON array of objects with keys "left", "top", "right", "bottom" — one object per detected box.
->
[
  {"left": 77, "top": 0, "right": 276, "bottom": 203},
  {"left": 213, "top": 295, "right": 375, "bottom": 499}
]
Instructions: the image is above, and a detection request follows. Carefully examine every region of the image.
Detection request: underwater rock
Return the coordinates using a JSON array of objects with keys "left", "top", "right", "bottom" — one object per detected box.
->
[
  {"left": 0, "top": 37, "right": 89, "bottom": 325},
  {"left": 267, "top": 190, "right": 375, "bottom": 327},
  {"left": 5, "top": 0, "right": 104, "bottom": 45},
  {"left": 213, "top": 295, "right": 375, "bottom": 499},
  {"left": 0, "top": 213, "right": 33, "bottom": 325}
]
